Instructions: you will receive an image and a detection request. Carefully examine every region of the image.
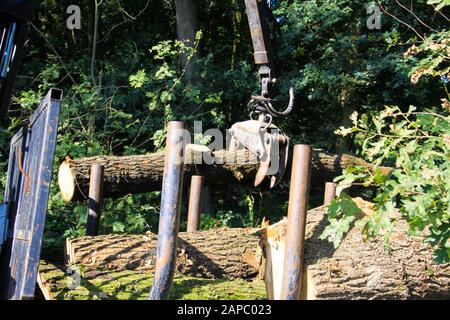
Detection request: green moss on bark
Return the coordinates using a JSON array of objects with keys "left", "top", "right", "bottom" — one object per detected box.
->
[{"left": 39, "top": 261, "right": 267, "bottom": 300}]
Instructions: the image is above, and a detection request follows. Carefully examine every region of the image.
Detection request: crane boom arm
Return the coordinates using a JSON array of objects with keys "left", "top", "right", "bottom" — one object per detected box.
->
[
  {"left": 244, "top": 0, "right": 277, "bottom": 99},
  {"left": 244, "top": 0, "right": 275, "bottom": 67}
]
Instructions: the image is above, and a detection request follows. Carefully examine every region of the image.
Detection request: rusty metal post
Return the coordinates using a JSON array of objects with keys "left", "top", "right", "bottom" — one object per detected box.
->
[
  {"left": 149, "top": 121, "right": 186, "bottom": 300},
  {"left": 280, "top": 145, "right": 312, "bottom": 300},
  {"left": 187, "top": 175, "right": 204, "bottom": 233},
  {"left": 324, "top": 182, "right": 337, "bottom": 206},
  {"left": 86, "top": 164, "right": 104, "bottom": 236}
]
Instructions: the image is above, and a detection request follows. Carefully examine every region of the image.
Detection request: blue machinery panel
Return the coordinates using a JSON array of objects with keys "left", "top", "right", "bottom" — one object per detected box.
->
[
  {"left": 0, "top": 88, "right": 62, "bottom": 300},
  {"left": 0, "top": 0, "right": 34, "bottom": 120}
]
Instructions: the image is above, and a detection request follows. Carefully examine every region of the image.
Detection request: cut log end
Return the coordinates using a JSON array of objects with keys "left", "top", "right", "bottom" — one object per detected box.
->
[{"left": 58, "top": 162, "right": 76, "bottom": 202}]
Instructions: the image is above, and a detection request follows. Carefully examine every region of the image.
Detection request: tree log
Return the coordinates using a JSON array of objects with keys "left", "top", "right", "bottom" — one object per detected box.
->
[
  {"left": 65, "top": 228, "right": 262, "bottom": 280},
  {"left": 58, "top": 147, "right": 390, "bottom": 202},
  {"left": 37, "top": 261, "right": 267, "bottom": 300},
  {"left": 257, "top": 199, "right": 450, "bottom": 300}
]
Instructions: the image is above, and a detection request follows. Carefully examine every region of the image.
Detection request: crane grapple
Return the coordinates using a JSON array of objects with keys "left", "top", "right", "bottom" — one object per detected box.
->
[{"left": 229, "top": 0, "right": 294, "bottom": 187}]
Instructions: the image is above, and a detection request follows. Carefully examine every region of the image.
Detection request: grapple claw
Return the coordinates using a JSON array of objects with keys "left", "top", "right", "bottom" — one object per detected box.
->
[
  {"left": 229, "top": 115, "right": 289, "bottom": 188},
  {"left": 255, "top": 159, "right": 270, "bottom": 187},
  {"left": 269, "top": 135, "right": 289, "bottom": 188}
]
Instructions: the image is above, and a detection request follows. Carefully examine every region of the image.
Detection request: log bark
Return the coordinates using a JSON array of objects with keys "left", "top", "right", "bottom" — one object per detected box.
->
[
  {"left": 37, "top": 260, "right": 267, "bottom": 300},
  {"left": 65, "top": 228, "right": 262, "bottom": 280},
  {"left": 58, "top": 147, "right": 390, "bottom": 202},
  {"left": 257, "top": 199, "right": 450, "bottom": 300}
]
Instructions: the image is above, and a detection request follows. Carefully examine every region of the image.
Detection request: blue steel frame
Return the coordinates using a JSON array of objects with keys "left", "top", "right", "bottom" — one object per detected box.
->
[{"left": 0, "top": 88, "right": 62, "bottom": 300}]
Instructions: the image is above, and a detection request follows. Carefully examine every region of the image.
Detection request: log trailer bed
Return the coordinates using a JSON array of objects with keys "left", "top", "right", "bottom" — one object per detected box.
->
[{"left": 37, "top": 200, "right": 450, "bottom": 300}]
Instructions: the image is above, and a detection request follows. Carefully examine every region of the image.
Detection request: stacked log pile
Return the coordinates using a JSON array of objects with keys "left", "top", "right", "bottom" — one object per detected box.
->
[{"left": 64, "top": 201, "right": 450, "bottom": 299}]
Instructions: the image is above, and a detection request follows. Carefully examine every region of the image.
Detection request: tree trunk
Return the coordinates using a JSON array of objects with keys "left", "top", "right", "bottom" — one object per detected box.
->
[
  {"left": 58, "top": 147, "right": 392, "bottom": 202},
  {"left": 175, "top": 0, "right": 199, "bottom": 84},
  {"left": 335, "top": 101, "right": 355, "bottom": 153},
  {"left": 65, "top": 228, "right": 262, "bottom": 280},
  {"left": 201, "top": 185, "right": 214, "bottom": 217},
  {"left": 87, "top": 0, "right": 95, "bottom": 53}
]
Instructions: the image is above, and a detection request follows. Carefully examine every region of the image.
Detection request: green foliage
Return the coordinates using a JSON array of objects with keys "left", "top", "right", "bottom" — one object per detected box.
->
[
  {"left": 324, "top": 104, "right": 449, "bottom": 262},
  {"left": 0, "top": 0, "right": 448, "bottom": 266},
  {"left": 320, "top": 1, "right": 450, "bottom": 263},
  {"left": 274, "top": 0, "right": 446, "bottom": 149},
  {"left": 129, "top": 70, "right": 148, "bottom": 89},
  {"left": 201, "top": 211, "right": 235, "bottom": 230},
  {"left": 427, "top": 0, "right": 450, "bottom": 10},
  {"left": 320, "top": 193, "right": 362, "bottom": 248}
]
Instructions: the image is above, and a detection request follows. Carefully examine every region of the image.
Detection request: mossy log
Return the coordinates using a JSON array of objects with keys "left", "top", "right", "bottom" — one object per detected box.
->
[
  {"left": 65, "top": 202, "right": 450, "bottom": 299},
  {"left": 58, "top": 146, "right": 390, "bottom": 202},
  {"left": 65, "top": 228, "right": 263, "bottom": 280},
  {"left": 37, "top": 261, "right": 267, "bottom": 300},
  {"left": 256, "top": 199, "right": 450, "bottom": 300}
]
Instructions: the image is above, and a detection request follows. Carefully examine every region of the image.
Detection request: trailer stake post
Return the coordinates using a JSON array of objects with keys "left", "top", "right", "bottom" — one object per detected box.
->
[
  {"left": 324, "top": 182, "right": 337, "bottom": 206},
  {"left": 280, "top": 144, "right": 312, "bottom": 300},
  {"left": 187, "top": 175, "right": 204, "bottom": 233},
  {"left": 86, "top": 164, "right": 104, "bottom": 236},
  {"left": 149, "top": 121, "right": 186, "bottom": 300}
]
